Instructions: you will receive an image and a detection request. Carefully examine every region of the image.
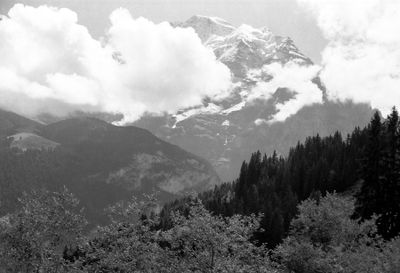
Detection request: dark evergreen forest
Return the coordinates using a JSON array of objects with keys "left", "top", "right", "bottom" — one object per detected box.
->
[{"left": 160, "top": 108, "right": 400, "bottom": 247}]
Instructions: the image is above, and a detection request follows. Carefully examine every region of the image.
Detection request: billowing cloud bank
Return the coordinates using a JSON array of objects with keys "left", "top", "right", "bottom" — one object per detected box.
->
[
  {"left": 0, "top": 4, "right": 231, "bottom": 123},
  {"left": 250, "top": 62, "right": 322, "bottom": 123},
  {"left": 297, "top": 0, "right": 400, "bottom": 115}
]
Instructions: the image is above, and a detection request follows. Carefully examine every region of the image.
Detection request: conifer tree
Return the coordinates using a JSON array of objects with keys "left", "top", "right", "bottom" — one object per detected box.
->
[
  {"left": 355, "top": 111, "right": 384, "bottom": 221},
  {"left": 380, "top": 107, "right": 400, "bottom": 238}
]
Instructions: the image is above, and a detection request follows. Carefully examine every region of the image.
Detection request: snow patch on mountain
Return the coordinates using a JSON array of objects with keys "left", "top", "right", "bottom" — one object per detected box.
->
[
  {"left": 221, "top": 101, "right": 247, "bottom": 115},
  {"left": 172, "top": 103, "right": 222, "bottom": 128},
  {"left": 168, "top": 15, "right": 320, "bottom": 125},
  {"left": 254, "top": 119, "right": 268, "bottom": 126},
  {"left": 222, "top": 120, "right": 230, "bottom": 126},
  {"left": 173, "top": 15, "right": 235, "bottom": 43}
]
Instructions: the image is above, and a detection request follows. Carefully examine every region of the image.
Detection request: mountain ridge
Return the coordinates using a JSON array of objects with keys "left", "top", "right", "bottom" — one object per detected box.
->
[
  {"left": 0, "top": 110, "right": 220, "bottom": 222},
  {"left": 134, "top": 15, "right": 373, "bottom": 181}
]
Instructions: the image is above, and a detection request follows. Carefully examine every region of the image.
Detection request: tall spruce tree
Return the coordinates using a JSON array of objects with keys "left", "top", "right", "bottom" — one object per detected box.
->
[
  {"left": 380, "top": 107, "right": 400, "bottom": 238},
  {"left": 355, "top": 111, "right": 384, "bottom": 221},
  {"left": 356, "top": 109, "right": 400, "bottom": 239}
]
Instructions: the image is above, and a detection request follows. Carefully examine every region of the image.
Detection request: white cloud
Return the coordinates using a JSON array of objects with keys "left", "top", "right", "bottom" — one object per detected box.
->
[
  {"left": 297, "top": 0, "right": 400, "bottom": 115},
  {"left": 249, "top": 62, "right": 322, "bottom": 122},
  {"left": 0, "top": 4, "right": 231, "bottom": 122}
]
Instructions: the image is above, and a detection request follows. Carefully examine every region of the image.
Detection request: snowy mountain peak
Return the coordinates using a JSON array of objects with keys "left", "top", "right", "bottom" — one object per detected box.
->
[
  {"left": 175, "top": 16, "right": 310, "bottom": 72},
  {"left": 211, "top": 24, "right": 275, "bottom": 51},
  {"left": 189, "top": 15, "right": 232, "bottom": 27},
  {"left": 234, "top": 24, "right": 272, "bottom": 38},
  {"left": 174, "top": 15, "right": 236, "bottom": 42},
  {"left": 201, "top": 24, "right": 310, "bottom": 78},
  {"left": 134, "top": 15, "right": 374, "bottom": 183}
]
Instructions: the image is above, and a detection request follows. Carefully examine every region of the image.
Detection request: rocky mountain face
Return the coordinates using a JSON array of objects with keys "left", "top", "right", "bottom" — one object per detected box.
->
[
  {"left": 0, "top": 111, "right": 219, "bottom": 222},
  {"left": 175, "top": 15, "right": 312, "bottom": 78},
  {"left": 134, "top": 16, "right": 373, "bottom": 182}
]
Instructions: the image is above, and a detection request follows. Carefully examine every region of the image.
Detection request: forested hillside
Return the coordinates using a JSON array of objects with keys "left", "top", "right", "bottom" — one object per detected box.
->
[
  {"left": 161, "top": 108, "right": 400, "bottom": 247},
  {"left": 1, "top": 109, "right": 400, "bottom": 272},
  {"left": 0, "top": 116, "right": 220, "bottom": 224}
]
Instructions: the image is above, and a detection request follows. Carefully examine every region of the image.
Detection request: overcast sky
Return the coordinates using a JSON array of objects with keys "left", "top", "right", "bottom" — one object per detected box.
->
[{"left": 0, "top": 0, "right": 327, "bottom": 63}]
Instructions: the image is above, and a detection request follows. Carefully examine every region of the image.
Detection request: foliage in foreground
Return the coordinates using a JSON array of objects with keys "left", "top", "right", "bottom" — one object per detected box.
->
[
  {"left": 1, "top": 190, "right": 400, "bottom": 272},
  {"left": 274, "top": 193, "right": 400, "bottom": 273},
  {"left": 0, "top": 192, "right": 276, "bottom": 273},
  {"left": 0, "top": 188, "right": 87, "bottom": 272},
  {"left": 77, "top": 197, "right": 274, "bottom": 272}
]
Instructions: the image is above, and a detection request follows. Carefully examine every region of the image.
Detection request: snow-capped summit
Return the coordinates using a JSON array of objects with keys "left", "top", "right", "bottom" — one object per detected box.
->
[
  {"left": 224, "top": 24, "right": 273, "bottom": 41},
  {"left": 134, "top": 16, "right": 373, "bottom": 182},
  {"left": 176, "top": 16, "right": 311, "bottom": 79},
  {"left": 206, "top": 23, "right": 311, "bottom": 78},
  {"left": 134, "top": 16, "right": 320, "bottom": 181},
  {"left": 173, "top": 15, "right": 235, "bottom": 42}
]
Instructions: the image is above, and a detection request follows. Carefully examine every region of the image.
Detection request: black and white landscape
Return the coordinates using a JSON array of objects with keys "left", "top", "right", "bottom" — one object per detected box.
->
[{"left": 0, "top": 1, "right": 399, "bottom": 272}]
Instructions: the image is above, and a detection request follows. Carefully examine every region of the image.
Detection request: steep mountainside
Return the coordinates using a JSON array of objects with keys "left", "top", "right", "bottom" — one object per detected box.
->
[
  {"left": 41, "top": 117, "right": 219, "bottom": 195},
  {"left": 0, "top": 109, "right": 43, "bottom": 137},
  {"left": 134, "top": 16, "right": 373, "bottom": 181},
  {"left": 0, "top": 113, "right": 220, "bottom": 223}
]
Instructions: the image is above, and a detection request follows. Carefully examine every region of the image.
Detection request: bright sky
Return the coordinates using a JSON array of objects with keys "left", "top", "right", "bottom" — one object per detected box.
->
[{"left": 0, "top": 0, "right": 327, "bottom": 63}]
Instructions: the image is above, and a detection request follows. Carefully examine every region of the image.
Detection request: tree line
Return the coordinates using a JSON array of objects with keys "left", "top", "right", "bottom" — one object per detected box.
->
[
  {"left": 161, "top": 108, "right": 400, "bottom": 247},
  {"left": 1, "top": 187, "right": 399, "bottom": 272},
  {"left": 1, "top": 108, "right": 400, "bottom": 272}
]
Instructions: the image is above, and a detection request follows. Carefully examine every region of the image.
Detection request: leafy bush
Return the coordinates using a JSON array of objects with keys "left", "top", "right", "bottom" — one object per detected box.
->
[{"left": 274, "top": 193, "right": 400, "bottom": 273}]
